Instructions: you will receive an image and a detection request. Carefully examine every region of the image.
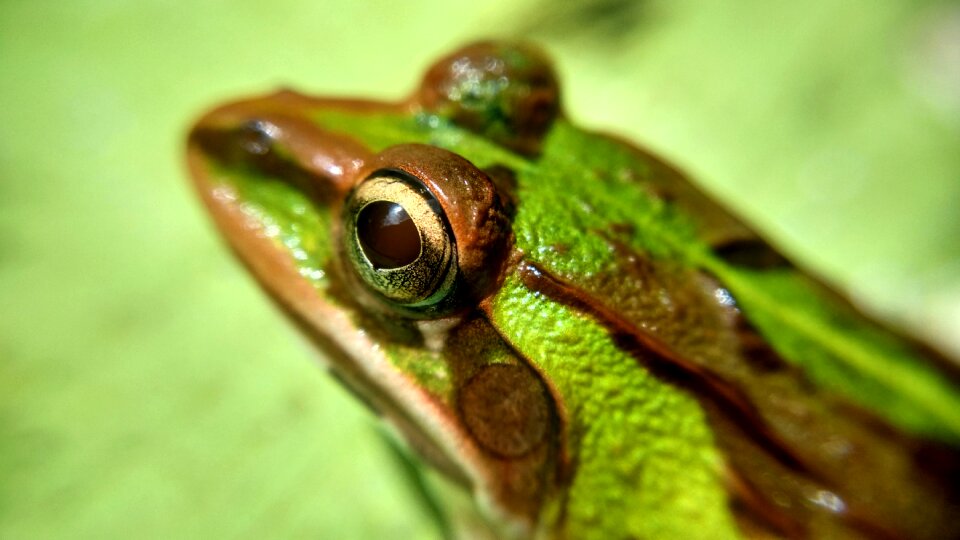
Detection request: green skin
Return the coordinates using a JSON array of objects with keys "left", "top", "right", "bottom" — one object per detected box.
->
[{"left": 187, "top": 43, "right": 960, "bottom": 539}]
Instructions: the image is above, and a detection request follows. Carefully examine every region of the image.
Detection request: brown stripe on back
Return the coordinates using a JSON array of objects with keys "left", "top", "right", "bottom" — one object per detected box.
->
[
  {"left": 516, "top": 257, "right": 960, "bottom": 539},
  {"left": 518, "top": 261, "right": 813, "bottom": 475}
]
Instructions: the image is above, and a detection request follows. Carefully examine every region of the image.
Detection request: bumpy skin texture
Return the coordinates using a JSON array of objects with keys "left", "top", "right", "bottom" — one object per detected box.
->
[{"left": 188, "top": 43, "right": 960, "bottom": 539}]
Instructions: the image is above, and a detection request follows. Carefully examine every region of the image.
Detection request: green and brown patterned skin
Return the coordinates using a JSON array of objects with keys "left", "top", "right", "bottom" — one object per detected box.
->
[{"left": 186, "top": 42, "right": 960, "bottom": 539}]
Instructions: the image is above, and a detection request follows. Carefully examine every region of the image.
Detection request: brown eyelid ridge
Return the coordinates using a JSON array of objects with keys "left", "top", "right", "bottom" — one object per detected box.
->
[{"left": 358, "top": 144, "right": 515, "bottom": 310}]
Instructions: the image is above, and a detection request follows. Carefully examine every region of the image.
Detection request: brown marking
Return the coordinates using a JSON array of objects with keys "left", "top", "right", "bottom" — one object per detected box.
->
[
  {"left": 607, "top": 222, "right": 636, "bottom": 237},
  {"left": 735, "top": 315, "right": 796, "bottom": 374},
  {"left": 516, "top": 260, "right": 815, "bottom": 476},
  {"left": 714, "top": 238, "right": 791, "bottom": 269},
  {"left": 188, "top": 111, "right": 372, "bottom": 204},
  {"left": 479, "top": 293, "right": 578, "bottom": 489},
  {"left": 442, "top": 314, "right": 561, "bottom": 522},
  {"left": 458, "top": 363, "right": 551, "bottom": 458}
]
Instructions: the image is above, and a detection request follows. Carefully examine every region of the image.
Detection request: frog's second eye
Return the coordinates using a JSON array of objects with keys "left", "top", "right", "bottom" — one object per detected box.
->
[{"left": 343, "top": 173, "right": 457, "bottom": 309}]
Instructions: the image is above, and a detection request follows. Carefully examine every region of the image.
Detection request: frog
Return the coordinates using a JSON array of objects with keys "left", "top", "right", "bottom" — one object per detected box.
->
[{"left": 186, "top": 42, "right": 960, "bottom": 539}]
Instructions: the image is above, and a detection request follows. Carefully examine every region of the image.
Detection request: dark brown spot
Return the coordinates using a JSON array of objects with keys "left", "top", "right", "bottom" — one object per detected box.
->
[
  {"left": 607, "top": 222, "right": 636, "bottom": 237},
  {"left": 356, "top": 201, "right": 421, "bottom": 269},
  {"left": 736, "top": 317, "right": 793, "bottom": 374},
  {"left": 458, "top": 363, "right": 550, "bottom": 458},
  {"left": 715, "top": 238, "right": 790, "bottom": 269}
]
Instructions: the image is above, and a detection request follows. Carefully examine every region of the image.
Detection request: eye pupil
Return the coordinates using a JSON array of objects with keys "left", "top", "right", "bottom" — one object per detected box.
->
[{"left": 357, "top": 201, "right": 422, "bottom": 269}]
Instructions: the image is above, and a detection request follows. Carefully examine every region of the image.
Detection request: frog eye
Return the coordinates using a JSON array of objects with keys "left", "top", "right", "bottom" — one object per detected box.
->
[
  {"left": 418, "top": 41, "right": 560, "bottom": 156},
  {"left": 340, "top": 144, "right": 512, "bottom": 318},
  {"left": 342, "top": 172, "right": 458, "bottom": 308}
]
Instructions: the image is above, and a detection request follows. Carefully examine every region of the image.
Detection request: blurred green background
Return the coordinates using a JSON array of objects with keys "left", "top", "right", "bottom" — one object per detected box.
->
[{"left": 2, "top": 1, "right": 958, "bottom": 538}]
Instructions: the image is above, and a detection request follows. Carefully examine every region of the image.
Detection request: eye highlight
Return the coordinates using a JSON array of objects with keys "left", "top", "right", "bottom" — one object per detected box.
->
[{"left": 342, "top": 173, "right": 457, "bottom": 308}]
